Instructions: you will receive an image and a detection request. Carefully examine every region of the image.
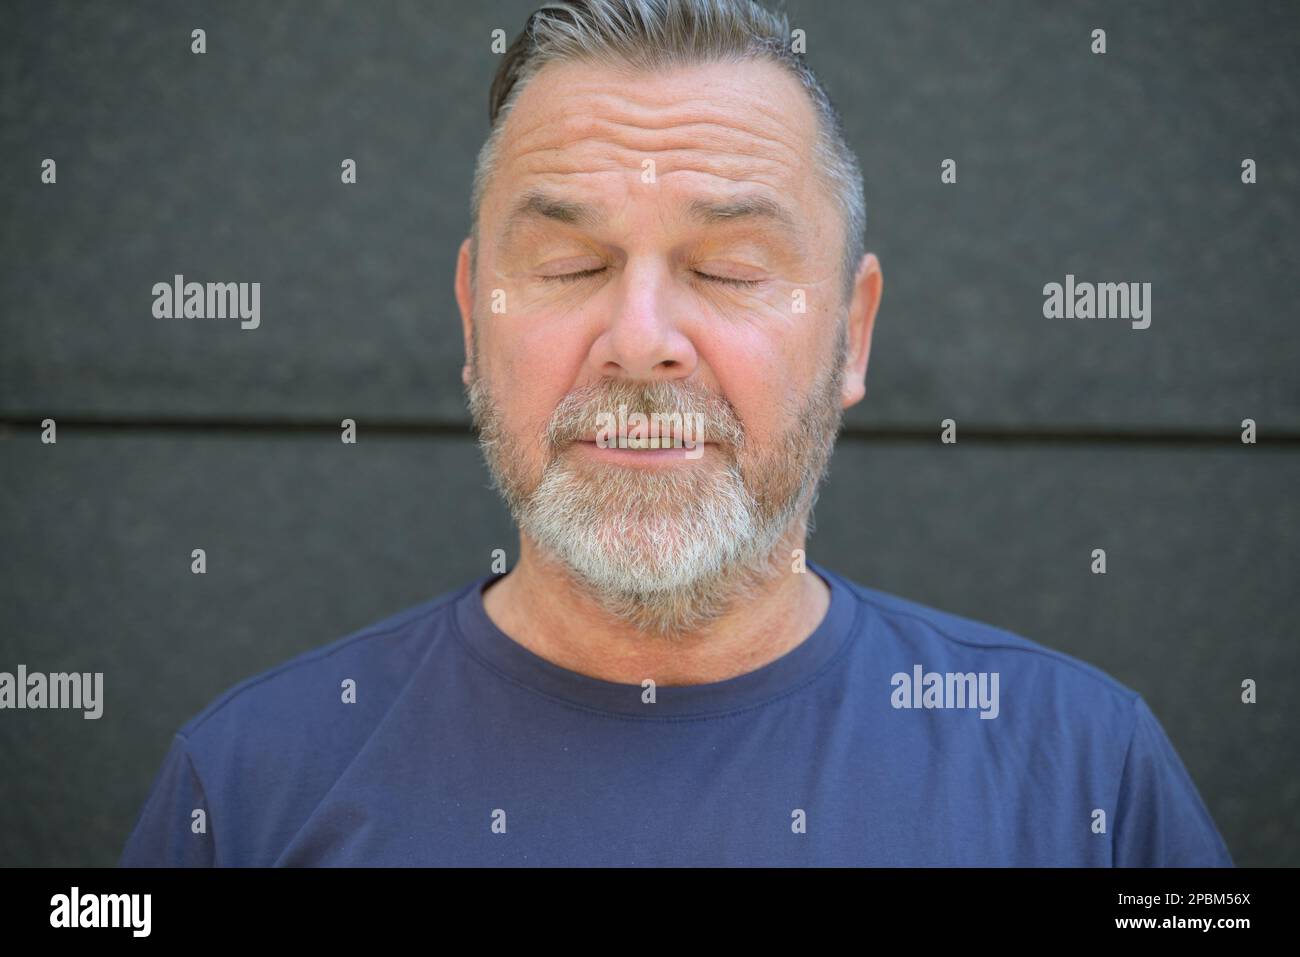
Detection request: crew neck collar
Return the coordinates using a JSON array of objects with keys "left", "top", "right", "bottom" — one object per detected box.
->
[{"left": 450, "top": 560, "right": 862, "bottom": 719}]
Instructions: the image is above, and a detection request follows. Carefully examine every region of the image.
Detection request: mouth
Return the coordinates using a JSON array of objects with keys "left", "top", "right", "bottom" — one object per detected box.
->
[
  {"left": 577, "top": 436, "right": 710, "bottom": 450},
  {"left": 573, "top": 435, "right": 713, "bottom": 466}
]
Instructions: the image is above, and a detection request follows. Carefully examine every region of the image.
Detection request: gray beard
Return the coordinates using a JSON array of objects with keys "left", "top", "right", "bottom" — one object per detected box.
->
[
  {"left": 467, "top": 326, "right": 846, "bottom": 638},
  {"left": 514, "top": 444, "right": 800, "bottom": 637}
]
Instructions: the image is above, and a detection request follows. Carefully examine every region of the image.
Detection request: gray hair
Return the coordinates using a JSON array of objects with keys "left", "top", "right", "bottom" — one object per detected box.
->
[{"left": 469, "top": 0, "right": 866, "bottom": 307}]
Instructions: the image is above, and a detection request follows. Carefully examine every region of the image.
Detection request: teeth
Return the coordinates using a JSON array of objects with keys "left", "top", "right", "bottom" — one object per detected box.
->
[{"left": 622, "top": 436, "right": 684, "bottom": 449}]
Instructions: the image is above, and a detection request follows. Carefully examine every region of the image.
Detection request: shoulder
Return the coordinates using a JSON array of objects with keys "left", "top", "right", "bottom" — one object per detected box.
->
[
  {"left": 819, "top": 563, "right": 1142, "bottom": 731},
  {"left": 176, "top": 579, "right": 480, "bottom": 767},
  {"left": 140, "top": 579, "right": 484, "bottom": 864},
  {"left": 820, "top": 565, "right": 1232, "bottom": 865}
]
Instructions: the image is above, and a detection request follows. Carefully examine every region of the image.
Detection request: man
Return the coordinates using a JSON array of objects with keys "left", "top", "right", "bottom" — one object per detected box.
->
[{"left": 120, "top": 0, "right": 1233, "bottom": 866}]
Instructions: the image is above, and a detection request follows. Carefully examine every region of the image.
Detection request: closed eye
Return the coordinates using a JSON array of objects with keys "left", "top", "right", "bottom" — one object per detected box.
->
[
  {"left": 695, "top": 271, "right": 762, "bottom": 288},
  {"left": 540, "top": 267, "right": 761, "bottom": 287},
  {"left": 541, "top": 267, "right": 607, "bottom": 284}
]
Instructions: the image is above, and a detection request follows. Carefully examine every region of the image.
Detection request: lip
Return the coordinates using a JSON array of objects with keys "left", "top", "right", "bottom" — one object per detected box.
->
[
  {"left": 576, "top": 436, "right": 712, "bottom": 447},
  {"left": 573, "top": 438, "right": 712, "bottom": 467}
]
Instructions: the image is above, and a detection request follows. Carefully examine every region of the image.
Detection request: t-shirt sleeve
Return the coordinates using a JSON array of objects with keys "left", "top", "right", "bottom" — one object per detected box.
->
[
  {"left": 1112, "top": 695, "right": 1234, "bottom": 867},
  {"left": 118, "top": 732, "right": 216, "bottom": 867}
]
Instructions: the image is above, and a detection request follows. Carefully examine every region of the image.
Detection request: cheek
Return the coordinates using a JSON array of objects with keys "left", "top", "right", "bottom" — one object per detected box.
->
[
  {"left": 484, "top": 322, "right": 585, "bottom": 442},
  {"left": 490, "top": 288, "right": 592, "bottom": 372},
  {"left": 697, "top": 329, "right": 801, "bottom": 443}
]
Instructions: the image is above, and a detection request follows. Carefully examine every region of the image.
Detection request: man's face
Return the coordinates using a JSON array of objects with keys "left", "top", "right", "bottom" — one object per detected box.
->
[{"left": 461, "top": 57, "right": 861, "bottom": 634}]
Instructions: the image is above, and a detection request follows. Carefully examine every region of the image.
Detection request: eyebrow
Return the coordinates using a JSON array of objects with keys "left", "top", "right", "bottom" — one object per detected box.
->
[
  {"left": 686, "top": 194, "right": 799, "bottom": 231},
  {"left": 499, "top": 188, "right": 802, "bottom": 248}
]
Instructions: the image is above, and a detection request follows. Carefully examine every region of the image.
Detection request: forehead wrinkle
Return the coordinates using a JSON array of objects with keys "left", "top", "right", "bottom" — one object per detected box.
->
[
  {"left": 500, "top": 65, "right": 812, "bottom": 171},
  {"left": 508, "top": 108, "right": 806, "bottom": 182}
]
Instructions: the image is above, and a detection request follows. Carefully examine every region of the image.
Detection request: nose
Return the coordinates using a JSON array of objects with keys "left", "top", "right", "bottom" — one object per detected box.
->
[{"left": 587, "top": 259, "right": 699, "bottom": 381}]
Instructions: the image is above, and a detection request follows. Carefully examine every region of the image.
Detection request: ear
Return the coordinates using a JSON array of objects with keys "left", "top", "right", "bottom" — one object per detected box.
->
[
  {"left": 454, "top": 236, "right": 475, "bottom": 387},
  {"left": 839, "top": 253, "right": 883, "bottom": 409}
]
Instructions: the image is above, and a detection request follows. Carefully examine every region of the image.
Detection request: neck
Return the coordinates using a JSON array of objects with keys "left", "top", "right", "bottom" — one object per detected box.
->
[{"left": 481, "top": 520, "right": 831, "bottom": 686}]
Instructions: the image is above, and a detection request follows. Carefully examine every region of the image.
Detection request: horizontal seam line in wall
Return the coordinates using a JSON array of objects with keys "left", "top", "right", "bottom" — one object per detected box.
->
[{"left": 0, "top": 416, "right": 1297, "bottom": 445}]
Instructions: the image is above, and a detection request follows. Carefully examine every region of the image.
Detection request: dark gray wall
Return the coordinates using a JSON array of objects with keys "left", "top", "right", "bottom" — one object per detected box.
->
[{"left": 1, "top": 0, "right": 1296, "bottom": 867}]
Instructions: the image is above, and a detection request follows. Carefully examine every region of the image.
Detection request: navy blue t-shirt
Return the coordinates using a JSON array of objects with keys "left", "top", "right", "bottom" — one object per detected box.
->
[{"left": 118, "top": 562, "right": 1233, "bottom": 866}]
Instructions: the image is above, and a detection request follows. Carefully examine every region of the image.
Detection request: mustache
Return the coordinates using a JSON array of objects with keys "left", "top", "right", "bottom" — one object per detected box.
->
[{"left": 544, "top": 380, "right": 744, "bottom": 451}]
